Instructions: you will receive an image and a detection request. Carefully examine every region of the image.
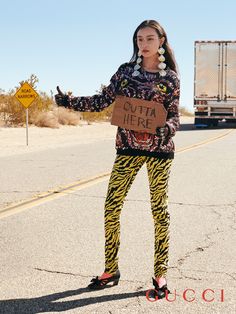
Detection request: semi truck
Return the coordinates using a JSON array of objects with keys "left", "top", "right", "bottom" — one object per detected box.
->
[{"left": 194, "top": 41, "right": 236, "bottom": 126}]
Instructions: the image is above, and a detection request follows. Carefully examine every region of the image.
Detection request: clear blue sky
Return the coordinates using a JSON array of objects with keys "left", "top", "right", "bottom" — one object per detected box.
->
[{"left": 1, "top": 0, "right": 236, "bottom": 112}]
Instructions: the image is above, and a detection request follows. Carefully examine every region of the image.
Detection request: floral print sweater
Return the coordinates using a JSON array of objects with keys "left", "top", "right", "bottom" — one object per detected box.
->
[{"left": 70, "top": 62, "right": 180, "bottom": 159}]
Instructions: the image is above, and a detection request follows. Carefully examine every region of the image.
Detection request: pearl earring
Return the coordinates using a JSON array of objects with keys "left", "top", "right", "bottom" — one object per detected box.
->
[
  {"left": 158, "top": 47, "right": 167, "bottom": 76},
  {"left": 132, "top": 51, "right": 142, "bottom": 77}
]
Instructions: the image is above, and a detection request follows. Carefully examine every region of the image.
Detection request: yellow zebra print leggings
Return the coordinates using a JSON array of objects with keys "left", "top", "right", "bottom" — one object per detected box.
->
[{"left": 104, "top": 154, "right": 173, "bottom": 277}]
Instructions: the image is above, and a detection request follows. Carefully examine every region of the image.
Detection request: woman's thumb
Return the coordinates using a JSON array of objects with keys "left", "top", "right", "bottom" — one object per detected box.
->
[{"left": 56, "top": 86, "right": 64, "bottom": 96}]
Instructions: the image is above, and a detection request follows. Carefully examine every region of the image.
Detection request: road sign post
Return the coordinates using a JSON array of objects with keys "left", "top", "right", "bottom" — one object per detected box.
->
[
  {"left": 14, "top": 82, "right": 39, "bottom": 146},
  {"left": 26, "top": 108, "right": 29, "bottom": 146}
]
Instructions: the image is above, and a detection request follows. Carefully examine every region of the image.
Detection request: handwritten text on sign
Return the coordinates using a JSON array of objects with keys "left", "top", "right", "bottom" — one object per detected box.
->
[{"left": 111, "top": 96, "right": 167, "bottom": 134}]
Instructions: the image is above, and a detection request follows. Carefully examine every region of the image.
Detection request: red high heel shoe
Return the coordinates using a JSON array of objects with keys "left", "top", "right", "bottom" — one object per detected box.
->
[{"left": 88, "top": 270, "right": 120, "bottom": 290}]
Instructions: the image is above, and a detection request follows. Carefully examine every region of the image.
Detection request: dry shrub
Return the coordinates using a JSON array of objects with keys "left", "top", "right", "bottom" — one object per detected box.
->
[
  {"left": 81, "top": 103, "right": 114, "bottom": 122},
  {"left": 0, "top": 75, "right": 54, "bottom": 126},
  {"left": 56, "top": 107, "right": 81, "bottom": 125},
  {"left": 0, "top": 75, "right": 110, "bottom": 127},
  {"left": 0, "top": 90, "right": 53, "bottom": 126},
  {"left": 1, "top": 77, "right": 194, "bottom": 127},
  {"left": 180, "top": 106, "right": 194, "bottom": 117},
  {"left": 33, "top": 111, "right": 60, "bottom": 128},
  {"left": 0, "top": 118, "right": 5, "bottom": 127},
  {"left": 31, "top": 107, "right": 81, "bottom": 128},
  {"left": 1, "top": 93, "right": 26, "bottom": 125},
  {"left": 80, "top": 84, "right": 115, "bottom": 123}
]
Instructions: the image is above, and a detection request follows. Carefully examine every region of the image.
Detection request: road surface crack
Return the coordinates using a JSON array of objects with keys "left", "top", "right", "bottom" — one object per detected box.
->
[
  {"left": 177, "top": 229, "right": 223, "bottom": 267},
  {"left": 34, "top": 267, "right": 89, "bottom": 278},
  {"left": 34, "top": 268, "right": 150, "bottom": 285},
  {"left": 60, "top": 193, "right": 236, "bottom": 209},
  {"left": 173, "top": 267, "right": 236, "bottom": 282}
]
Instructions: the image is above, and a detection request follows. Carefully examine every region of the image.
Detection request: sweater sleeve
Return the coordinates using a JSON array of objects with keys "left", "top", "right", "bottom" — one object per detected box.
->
[
  {"left": 69, "top": 64, "right": 124, "bottom": 112},
  {"left": 165, "top": 74, "right": 180, "bottom": 137}
]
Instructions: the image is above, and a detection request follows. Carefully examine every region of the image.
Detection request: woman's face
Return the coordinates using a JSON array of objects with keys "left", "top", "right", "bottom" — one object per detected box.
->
[{"left": 136, "top": 27, "right": 164, "bottom": 58}]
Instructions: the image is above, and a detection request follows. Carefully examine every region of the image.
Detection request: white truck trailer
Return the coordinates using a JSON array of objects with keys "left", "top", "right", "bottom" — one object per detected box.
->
[{"left": 194, "top": 41, "right": 236, "bottom": 126}]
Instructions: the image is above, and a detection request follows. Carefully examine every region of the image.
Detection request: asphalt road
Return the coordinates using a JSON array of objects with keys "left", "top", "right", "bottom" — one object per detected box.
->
[{"left": 0, "top": 119, "right": 236, "bottom": 314}]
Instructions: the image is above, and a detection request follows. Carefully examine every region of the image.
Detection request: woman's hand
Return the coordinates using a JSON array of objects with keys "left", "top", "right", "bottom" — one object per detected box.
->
[
  {"left": 156, "top": 125, "right": 170, "bottom": 139},
  {"left": 54, "top": 86, "right": 71, "bottom": 108}
]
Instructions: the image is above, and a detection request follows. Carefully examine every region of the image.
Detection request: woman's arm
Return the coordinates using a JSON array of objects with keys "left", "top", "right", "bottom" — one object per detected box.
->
[
  {"left": 165, "top": 75, "right": 180, "bottom": 137},
  {"left": 156, "top": 74, "right": 180, "bottom": 138},
  {"left": 55, "top": 64, "right": 125, "bottom": 112}
]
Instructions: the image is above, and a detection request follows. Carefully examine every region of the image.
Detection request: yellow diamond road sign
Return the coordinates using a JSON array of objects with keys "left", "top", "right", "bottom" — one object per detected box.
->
[{"left": 15, "top": 82, "right": 39, "bottom": 108}]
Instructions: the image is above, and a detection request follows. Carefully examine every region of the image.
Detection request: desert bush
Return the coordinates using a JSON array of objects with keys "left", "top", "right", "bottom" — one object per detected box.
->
[
  {"left": 0, "top": 75, "right": 54, "bottom": 126},
  {"left": 179, "top": 106, "right": 194, "bottom": 116},
  {"left": 56, "top": 107, "right": 81, "bottom": 126},
  {"left": 80, "top": 103, "right": 114, "bottom": 122},
  {"left": 0, "top": 77, "right": 111, "bottom": 127},
  {"left": 0, "top": 76, "right": 194, "bottom": 127},
  {"left": 33, "top": 110, "right": 60, "bottom": 128}
]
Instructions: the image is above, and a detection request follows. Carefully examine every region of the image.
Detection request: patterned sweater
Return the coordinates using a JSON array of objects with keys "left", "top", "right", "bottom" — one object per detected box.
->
[{"left": 70, "top": 62, "right": 180, "bottom": 159}]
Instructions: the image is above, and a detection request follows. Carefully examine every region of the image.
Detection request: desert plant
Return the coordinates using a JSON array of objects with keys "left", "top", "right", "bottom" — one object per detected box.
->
[{"left": 0, "top": 78, "right": 194, "bottom": 127}]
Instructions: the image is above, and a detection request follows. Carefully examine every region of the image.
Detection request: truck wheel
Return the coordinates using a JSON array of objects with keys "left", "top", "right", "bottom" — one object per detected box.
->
[
  {"left": 194, "top": 118, "right": 203, "bottom": 124},
  {"left": 194, "top": 118, "right": 208, "bottom": 127},
  {"left": 204, "top": 119, "right": 218, "bottom": 127},
  {"left": 211, "top": 120, "right": 218, "bottom": 127}
]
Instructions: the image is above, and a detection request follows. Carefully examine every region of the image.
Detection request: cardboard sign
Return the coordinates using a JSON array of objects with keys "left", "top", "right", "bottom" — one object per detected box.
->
[{"left": 111, "top": 96, "right": 167, "bottom": 134}]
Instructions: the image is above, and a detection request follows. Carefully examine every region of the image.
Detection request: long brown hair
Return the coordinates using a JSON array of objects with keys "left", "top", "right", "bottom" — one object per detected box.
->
[{"left": 130, "top": 20, "right": 179, "bottom": 74}]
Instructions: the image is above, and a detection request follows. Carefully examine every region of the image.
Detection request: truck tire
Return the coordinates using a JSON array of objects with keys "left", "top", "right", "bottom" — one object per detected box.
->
[
  {"left": 211, "top": 119, "right": 218, "bottom": 127},
  {"left": 194, "top": 118, "right": 207, "bottom": 125},
  {"left": 194, "top": 118, "right": 218, "bottom": 127}
]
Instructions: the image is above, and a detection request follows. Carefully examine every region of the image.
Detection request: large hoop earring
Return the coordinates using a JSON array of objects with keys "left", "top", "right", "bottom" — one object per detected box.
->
[
  {"left": 158, "top": 47, "right": 167, "bottom": 76},
  {"left": 132, "top": 51, "right": 142, "bottom": 77}
]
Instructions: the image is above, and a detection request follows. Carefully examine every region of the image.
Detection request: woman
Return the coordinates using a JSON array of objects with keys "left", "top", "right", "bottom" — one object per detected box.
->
[{"left": 55, "top": 19, "right": 180, "bottom": 298}]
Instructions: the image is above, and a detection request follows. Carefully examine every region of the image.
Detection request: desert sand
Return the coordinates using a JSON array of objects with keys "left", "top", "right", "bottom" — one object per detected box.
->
[{"left": 0, "top": 116, "right": 194, "bottom": 158}]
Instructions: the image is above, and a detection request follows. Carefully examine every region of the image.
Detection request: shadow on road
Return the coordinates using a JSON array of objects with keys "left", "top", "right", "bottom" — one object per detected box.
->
[
  {"left": 0, "top": 286, "right": 149, "bottom": 314},
  {"left": 179, "top": 122, "right": 236, "bottom": 131}
]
